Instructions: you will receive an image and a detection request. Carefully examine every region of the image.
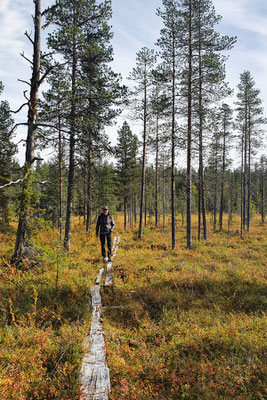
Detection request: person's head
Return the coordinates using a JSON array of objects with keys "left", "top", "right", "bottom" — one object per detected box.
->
[{"left": 102, "top": 206, "right": 109, "bottom": 215}]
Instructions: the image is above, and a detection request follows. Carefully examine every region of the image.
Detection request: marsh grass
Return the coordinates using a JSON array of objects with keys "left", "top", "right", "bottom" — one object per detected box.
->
[
  {"left": 0, "top": 214, "right": 266, "bottom": 399},
  {"left": 0, "top": 221, "right": 100, "bottom": 399},
  {"left": 103, "top": 214, "right": 266, "bottom": 400}
]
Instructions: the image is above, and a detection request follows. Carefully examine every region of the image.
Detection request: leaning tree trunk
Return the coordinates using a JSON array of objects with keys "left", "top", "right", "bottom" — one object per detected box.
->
[
  {"left": 13, "top": 0, "right": 42, "bottom": 261},
  {"left": 64, "top": 13, "right": 77, "bottom": 250}
]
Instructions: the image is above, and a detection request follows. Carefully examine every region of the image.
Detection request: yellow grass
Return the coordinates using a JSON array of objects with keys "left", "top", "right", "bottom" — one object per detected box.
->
[{"left": 0, "top": 213, "right": 266, "bottom": 399}]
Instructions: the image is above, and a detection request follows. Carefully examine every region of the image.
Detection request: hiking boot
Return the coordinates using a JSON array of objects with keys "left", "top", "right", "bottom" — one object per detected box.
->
[{"left": 108, "top": 256, "right": 112, "bottom": 262}]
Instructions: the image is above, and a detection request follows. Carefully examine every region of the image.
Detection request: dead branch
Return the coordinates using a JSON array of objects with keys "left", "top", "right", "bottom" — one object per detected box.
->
[
  {"left": 15, "top": 139, "right": 27, "bottom": 145},
  {"left": 38, "top": 66, "right": 54, "bottom": 86},
  {"left": 20, "top": 52, "right": 33, "bottom": 65},
  {"left": 18, "top": 79, "right": 31, "bottom": 87},
  {"left": 37, "top": 180, "right": 51, "bottom": 185},
  {"left": 0, "top": 178, "right": 52, "bottom": 189},
  {"left": 0, "top": 178, "right": 24, "bottom": 189},
  {"left": 10, "top": 123, "right": 29, "bottom": 135},
  {"left": 30, "top": 157, "right": 44, "bottom": 164},
  {"left": 11, "top": 102, "right": 28, "bottom": 114},
  {"left": 24, "top": 31, "right": 34, "bottom": 45},
  {"left": 36, "top": 123, "right": 70, "bottom": 135},
  {"left": 41, "top": 52, "right": 55, "bottom": 59},
  {"left": 23, "top": 90, "right": 30, "bottom": 101}
]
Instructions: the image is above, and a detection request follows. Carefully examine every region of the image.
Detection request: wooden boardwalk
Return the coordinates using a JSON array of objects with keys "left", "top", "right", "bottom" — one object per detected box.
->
[{"left": 80, "top": 237, "right": 120, "bottom": 400}]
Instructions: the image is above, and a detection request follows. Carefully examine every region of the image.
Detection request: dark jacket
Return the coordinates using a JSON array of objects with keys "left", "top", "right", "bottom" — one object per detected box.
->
[{"left": 96, "top": 212, "right": 114, "bottom": 235}]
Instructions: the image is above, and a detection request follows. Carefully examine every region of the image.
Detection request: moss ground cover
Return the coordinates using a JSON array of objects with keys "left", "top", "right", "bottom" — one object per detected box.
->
[{"left": 0, "top": 214, "right": 266, "bottom": 399}]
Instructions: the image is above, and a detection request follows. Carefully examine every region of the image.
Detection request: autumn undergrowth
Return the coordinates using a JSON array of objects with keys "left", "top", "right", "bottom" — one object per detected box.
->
[
  {"left": 0, "top": 214, "right": 266, "bottom": 399},
  {"left": 102, "top": 214, "right": 266, "bottom": 400},
  {"left": 0, "top": 220, "right": 101, "bottom": 399}
]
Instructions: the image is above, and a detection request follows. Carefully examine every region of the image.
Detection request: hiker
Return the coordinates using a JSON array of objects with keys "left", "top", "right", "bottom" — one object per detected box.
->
[{"left": 96, "top": 206, "right": 115, "bottom": 262}]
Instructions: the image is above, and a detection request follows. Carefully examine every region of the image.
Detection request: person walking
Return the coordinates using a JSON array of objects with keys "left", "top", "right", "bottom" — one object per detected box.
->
[{"left": 96, "top": 206, "right": 115, "bottom": 262}]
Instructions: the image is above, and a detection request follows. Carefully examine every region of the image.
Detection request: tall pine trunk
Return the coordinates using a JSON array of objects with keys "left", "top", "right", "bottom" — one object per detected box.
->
[
  {"left": 213, "top": 141, "right": 218, "bottom": 231},
  {"left": 58, "top": 108, "right": 63, "bottom": 240},
  {"left": 162, "top": 158, "right": 166, "bottom": 230},
  {"left": 219, "top": 121, "right": 226, "bottom": 231},
  {"left": 260, "top": 158, "right": 265, "bottom": 223},
  {"left": 247, "top": 110, "right": 251, "bottom": 231},
  {"left": 86, "top": 134, "right": 92, "bottom": 232},
  {"left": 155, "top": 113, "right": 159, "bottom": 227},
  {"left": 64, "top": 10, "right": 77, "bottom": 250},
  {"left": 124, "top": 195, "right": 127, "bottom": 230},
  {"left": 240, "top": 131, "right": 244, "bottom": 239},
  {"left": 243, "top": 95, "right": 248, "bottom": 232},
  {"left": 171, "top": 40, "right": 176, "bottom": 249},
  {"left": 198, "top": 3, "right": 207, "bottom": 242},
  {"left": 198, "top": 168, "right": 201, "bottom": 241},
  {"left": 138, "top": 77, "right": 147, "bottom": 238},
  {"left": 186, "top": 0, "right": 193, "bottom": 248}
]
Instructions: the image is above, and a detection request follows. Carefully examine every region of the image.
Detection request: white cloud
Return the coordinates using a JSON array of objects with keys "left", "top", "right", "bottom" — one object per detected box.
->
[
  {"left": 213, "top": 0, "right": 267, "bottom": 36},
  {"left": 0, "top": 0, "right": 266, "bottom": 164}
]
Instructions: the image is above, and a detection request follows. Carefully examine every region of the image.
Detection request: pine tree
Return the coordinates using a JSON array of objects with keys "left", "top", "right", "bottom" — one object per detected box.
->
[
  {"left": 115, "top": 122, "right": 138, "bottom": 230},
  {"left": 259, "top": 156, "right": 267, "bottom": 223},
  {"left": 46, "top": 0, "right": 116, "bottom": 249},
  {"left": 236, "top": 71, "right": 266, "bottom": 234},
  {"left": 150, "top": 64, "right": 169, "bottom": 228},
  {"left": 39, "top": 64, "right": 70, "bottom": 239},
  {"left": 156, "top": 1, "right": 181, "bottom": 248},
  {"left": 78, "top": 13, "right": 125, "bottom": 232},
  {"left": 128, "top": 47, "right": 157, "bottom": 239},
  {"left": 218, "top": 103, "right": 233, "bottom": 231},
  {"left": 194, "top": 0, "right": 235, "bottom": 242}
]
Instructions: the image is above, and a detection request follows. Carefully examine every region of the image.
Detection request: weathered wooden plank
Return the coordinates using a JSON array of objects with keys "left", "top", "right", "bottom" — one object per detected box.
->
[
  {"left": 104, "top": 236, "right": 119, "bottom": 286},
  {"left": 104, "top": 262, "right": 113, "bottom": 286},
  {"left": 80, "top": 237, "right": 120, "bottom": 399},
  {"left": 80, "top": 285, "right": 110, "bottom": 400},
  {"left": 95, "top": 268, "right": 105, "bottom": 285}
]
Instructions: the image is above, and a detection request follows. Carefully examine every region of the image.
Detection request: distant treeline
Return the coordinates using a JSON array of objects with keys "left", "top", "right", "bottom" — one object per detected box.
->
[{"left": 0, "top": 0, "right": 266, "bottom": 262}]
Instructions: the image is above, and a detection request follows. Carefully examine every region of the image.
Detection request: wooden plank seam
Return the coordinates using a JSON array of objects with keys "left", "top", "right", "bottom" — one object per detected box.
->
[{"left": 80, "top": 236, "right": 119, "bottom": 400}]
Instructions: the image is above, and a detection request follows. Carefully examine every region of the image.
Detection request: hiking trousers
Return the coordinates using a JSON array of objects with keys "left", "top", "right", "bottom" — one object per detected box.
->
[{"left": 100, "top": 232, "right": 112, "bottom": 258}]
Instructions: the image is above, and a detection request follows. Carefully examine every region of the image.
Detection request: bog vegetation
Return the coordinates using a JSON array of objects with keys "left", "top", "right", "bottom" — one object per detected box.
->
[
  {"left": 0, "top": 215, "right": 266, "bottom": 399},
  {"left": 0, "top": 0, "right": 266, "bottom": 399}
]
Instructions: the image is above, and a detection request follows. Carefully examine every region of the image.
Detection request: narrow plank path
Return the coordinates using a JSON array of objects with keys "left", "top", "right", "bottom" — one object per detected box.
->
[{"left": 80, "top": 236, "right": 119, "bottom": 400}]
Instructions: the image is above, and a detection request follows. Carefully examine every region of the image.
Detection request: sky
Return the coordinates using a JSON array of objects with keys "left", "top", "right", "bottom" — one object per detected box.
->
[{"left": 0, "top": 0, "right": 266, "bottom": 165}]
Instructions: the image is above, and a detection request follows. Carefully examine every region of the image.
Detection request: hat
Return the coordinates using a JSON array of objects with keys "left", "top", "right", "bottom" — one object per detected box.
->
[{"left": 102, "top": 206, "right": 109, "bottom": 210}]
